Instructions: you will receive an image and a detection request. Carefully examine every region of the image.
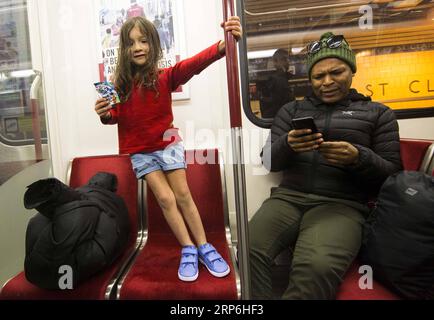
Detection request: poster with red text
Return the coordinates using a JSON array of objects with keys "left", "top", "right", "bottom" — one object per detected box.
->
[{"left": 97, "top": 0, "right": 189, "bottom": 100}]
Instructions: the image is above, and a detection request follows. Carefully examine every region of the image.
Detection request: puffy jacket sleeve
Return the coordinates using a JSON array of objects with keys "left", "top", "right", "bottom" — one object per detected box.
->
[
  {"left": 261, "top": 102, "right": 297, "bottom": 171},
  {"left": 350, "top": 106, "right": 402, "bottom": 186}
]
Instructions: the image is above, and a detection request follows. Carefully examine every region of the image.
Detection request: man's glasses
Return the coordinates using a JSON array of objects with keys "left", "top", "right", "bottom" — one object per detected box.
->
[{"left": 307, "top": 35, "right": 346, "bottom": 55}]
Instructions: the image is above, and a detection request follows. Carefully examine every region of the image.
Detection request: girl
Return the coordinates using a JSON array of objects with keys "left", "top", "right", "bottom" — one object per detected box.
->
[{"left": 94, "top": 16, "right": 241, "bottom": 281}]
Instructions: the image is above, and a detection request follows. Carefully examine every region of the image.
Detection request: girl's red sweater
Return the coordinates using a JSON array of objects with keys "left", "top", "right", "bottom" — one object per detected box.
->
[{"left": 102, "top": 42, "right": 223, "bottom": 154}]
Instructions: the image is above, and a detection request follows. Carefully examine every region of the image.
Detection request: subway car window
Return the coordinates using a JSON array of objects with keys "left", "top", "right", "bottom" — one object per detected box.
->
[
  {"left": 0, "top": 0, "right": 51, "bottom": 291},
  {"left": 0, "top": 0, "right": 49, "bottom": 185},
  {"left": 238, "top": 0, "right": 434, "bottom": 128}
]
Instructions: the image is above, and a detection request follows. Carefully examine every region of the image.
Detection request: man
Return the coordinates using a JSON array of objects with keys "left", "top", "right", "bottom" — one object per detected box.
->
[
  {"left": 6, "top": 41, "right": 18, "bottom": 61},
  {"left": 249, "top": 32, "right": 402, "bottom": 299},
  {"left": 260, "top": 49, "right": 294, "bottom": 118},
  {"left": 102, "top": 28, "right": 113, "bottom": 49}
]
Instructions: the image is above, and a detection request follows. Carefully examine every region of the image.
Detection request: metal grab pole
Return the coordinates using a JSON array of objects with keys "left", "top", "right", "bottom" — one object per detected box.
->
[
  {"left": 222, "top": 0, "right": 251, "bottom": 300},
  {"left": 30, "top": 72, "right": 43, "bottom": 161}
]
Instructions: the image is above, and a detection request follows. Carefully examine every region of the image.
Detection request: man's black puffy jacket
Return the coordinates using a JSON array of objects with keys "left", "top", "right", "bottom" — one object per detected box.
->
[
  {"left": 24, "top": 172, "right": 130, "bottom": 290},
  {"left": 262, "top": 89, "right": 403, "bottom": 203}
]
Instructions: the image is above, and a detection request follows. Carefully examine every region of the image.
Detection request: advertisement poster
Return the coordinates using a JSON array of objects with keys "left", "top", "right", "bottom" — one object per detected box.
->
[
  {"left": 0, "top": 3, "right": 31, "bottom": 73},
  {"left": 97, "top": 0, "right": 189, "bottom": 100}
]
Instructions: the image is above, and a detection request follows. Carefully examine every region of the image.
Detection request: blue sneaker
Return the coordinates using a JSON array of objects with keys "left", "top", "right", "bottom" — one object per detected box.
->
[
  {"left": 178, "top": 245, "right": 199, "bottom": 282},
  {"left": 198, "top": 243, "right": 230, "bottom": 278}
]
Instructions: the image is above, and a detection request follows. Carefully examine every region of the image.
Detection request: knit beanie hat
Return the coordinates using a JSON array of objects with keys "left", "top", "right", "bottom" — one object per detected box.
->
[{"left": 306, "top": 32, "right": 356, "bottom": 76}]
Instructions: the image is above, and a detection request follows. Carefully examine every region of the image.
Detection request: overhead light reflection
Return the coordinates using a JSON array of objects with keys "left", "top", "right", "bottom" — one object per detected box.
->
[
  {"left": 10, "top": 69, "right": 35, "bottom": 78},
  {"left": 248, "top": 47, "right": 304, "bottom": 59},
  {"left": 247, "top": 49, "right": 276, "bottom": 59}
]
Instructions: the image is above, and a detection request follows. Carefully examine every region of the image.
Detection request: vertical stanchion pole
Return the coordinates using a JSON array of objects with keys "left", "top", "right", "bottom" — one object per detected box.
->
[
  {"left": 30, "top": 72, "right": 43, "bottom": 161},
  {"left": 222, "top": 0, "right": 251, "bottom": 300}
]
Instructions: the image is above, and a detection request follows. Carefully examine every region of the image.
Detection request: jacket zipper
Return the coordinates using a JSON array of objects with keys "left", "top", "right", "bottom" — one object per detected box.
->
[{"left": 309, "top": 107, "right": 333, "bottom": 193}]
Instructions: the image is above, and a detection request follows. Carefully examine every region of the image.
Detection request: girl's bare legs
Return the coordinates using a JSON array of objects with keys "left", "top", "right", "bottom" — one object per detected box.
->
[
  {"left": 145, "top": 170, "right": 194, "bottom": 246},
  {"left": 165, "top": 169, "right": 207, "bottom": 246}
]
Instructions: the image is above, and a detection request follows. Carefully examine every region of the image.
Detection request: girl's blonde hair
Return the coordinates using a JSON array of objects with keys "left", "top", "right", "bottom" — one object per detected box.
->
[{"left": 114, "top": 17, "right": 163, "bottom": 102}]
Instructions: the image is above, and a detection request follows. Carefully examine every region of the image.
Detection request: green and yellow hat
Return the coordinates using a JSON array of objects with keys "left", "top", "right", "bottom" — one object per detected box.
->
[{"left": 306, "top": 32, "right": 356, "bottom": 76}]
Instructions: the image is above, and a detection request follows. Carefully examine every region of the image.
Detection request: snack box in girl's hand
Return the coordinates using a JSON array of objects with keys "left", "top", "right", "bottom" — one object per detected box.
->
[{"left": 94, "top": 82, "right": 120, "bottom": 106}]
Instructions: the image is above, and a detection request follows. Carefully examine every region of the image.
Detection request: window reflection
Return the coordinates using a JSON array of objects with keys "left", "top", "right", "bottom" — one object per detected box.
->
[
  {"left": 242, "top": 0, "right": 434, "bottom": 123},
  {"left": 0, "top": 0, "right": 49, "bottom": 185}
]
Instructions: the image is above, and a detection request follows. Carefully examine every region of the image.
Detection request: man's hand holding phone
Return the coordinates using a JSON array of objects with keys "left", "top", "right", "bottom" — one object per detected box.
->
[
  {"left": 287, "top": 117, "right": 323, "bottom": 153},
  {"left": 287, "top": 129, "right": 323, "bottom": 153}
]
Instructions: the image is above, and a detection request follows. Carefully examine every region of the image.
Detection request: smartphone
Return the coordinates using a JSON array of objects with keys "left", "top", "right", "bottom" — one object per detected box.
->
[{"left": 291, "top": 117, "right": 318, "bottom": 133}]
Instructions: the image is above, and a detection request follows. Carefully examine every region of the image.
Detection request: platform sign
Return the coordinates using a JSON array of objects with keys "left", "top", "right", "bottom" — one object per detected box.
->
[{"left": 353, "top": 50, "right": 434, "bottom": 110}]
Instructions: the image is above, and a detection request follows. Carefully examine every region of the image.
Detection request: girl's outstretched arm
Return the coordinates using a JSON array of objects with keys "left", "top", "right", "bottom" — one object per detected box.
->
[
  {"left": 218, "top": 16, "right": 242, "bottom": 54},
  {"left": 167, "top": 16, "right": 242, "bottom": 91}
]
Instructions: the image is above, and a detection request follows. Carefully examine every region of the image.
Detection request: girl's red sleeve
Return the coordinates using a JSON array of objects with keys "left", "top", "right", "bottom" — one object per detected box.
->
[
  {"left": 167, "top": 41, "right": 225, "bottom": 91},
  {"left": 100, "top": 107, "right": 118, "bottom": 125}
]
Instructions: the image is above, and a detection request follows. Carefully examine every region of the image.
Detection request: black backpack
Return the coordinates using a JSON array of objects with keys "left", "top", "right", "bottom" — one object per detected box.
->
[
  {"left": 24, "top": 173, "right": 130, "bottom": 290},
  {"left": 360, "top": 171, "right": 434, "bottom": 299}
]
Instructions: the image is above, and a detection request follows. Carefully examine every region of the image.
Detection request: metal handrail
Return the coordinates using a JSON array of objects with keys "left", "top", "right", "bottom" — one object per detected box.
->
[{"left": 223, "top": 0, "right": 251, "bottom": 300}]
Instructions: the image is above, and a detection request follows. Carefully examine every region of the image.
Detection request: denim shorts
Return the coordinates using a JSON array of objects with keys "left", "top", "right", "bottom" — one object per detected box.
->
[{"left": 130, "top": 143, "right": 187, "bottom": 179}]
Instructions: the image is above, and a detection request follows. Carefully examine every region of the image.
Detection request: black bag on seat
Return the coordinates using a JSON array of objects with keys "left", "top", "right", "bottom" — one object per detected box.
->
[
  {"left": 23, "top": 172, "right": 130, "bottom": 290},
  {"left": 360, "top": 171, "right": 434, "bottom": 299}
]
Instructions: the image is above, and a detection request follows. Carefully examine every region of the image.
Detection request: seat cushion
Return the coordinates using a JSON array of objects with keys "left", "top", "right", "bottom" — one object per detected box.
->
[
  {"left": 400, "top": 139, "right": 432, "bottom": 171},
  {"left": 119, "top": 232, "right": 237, "bottom": 300},
  {"left": 0, "top": 250, "right": 132, "bottom": 300},
  {"left": 336, "top": 262, "right": 400, "bottom": 300}
]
